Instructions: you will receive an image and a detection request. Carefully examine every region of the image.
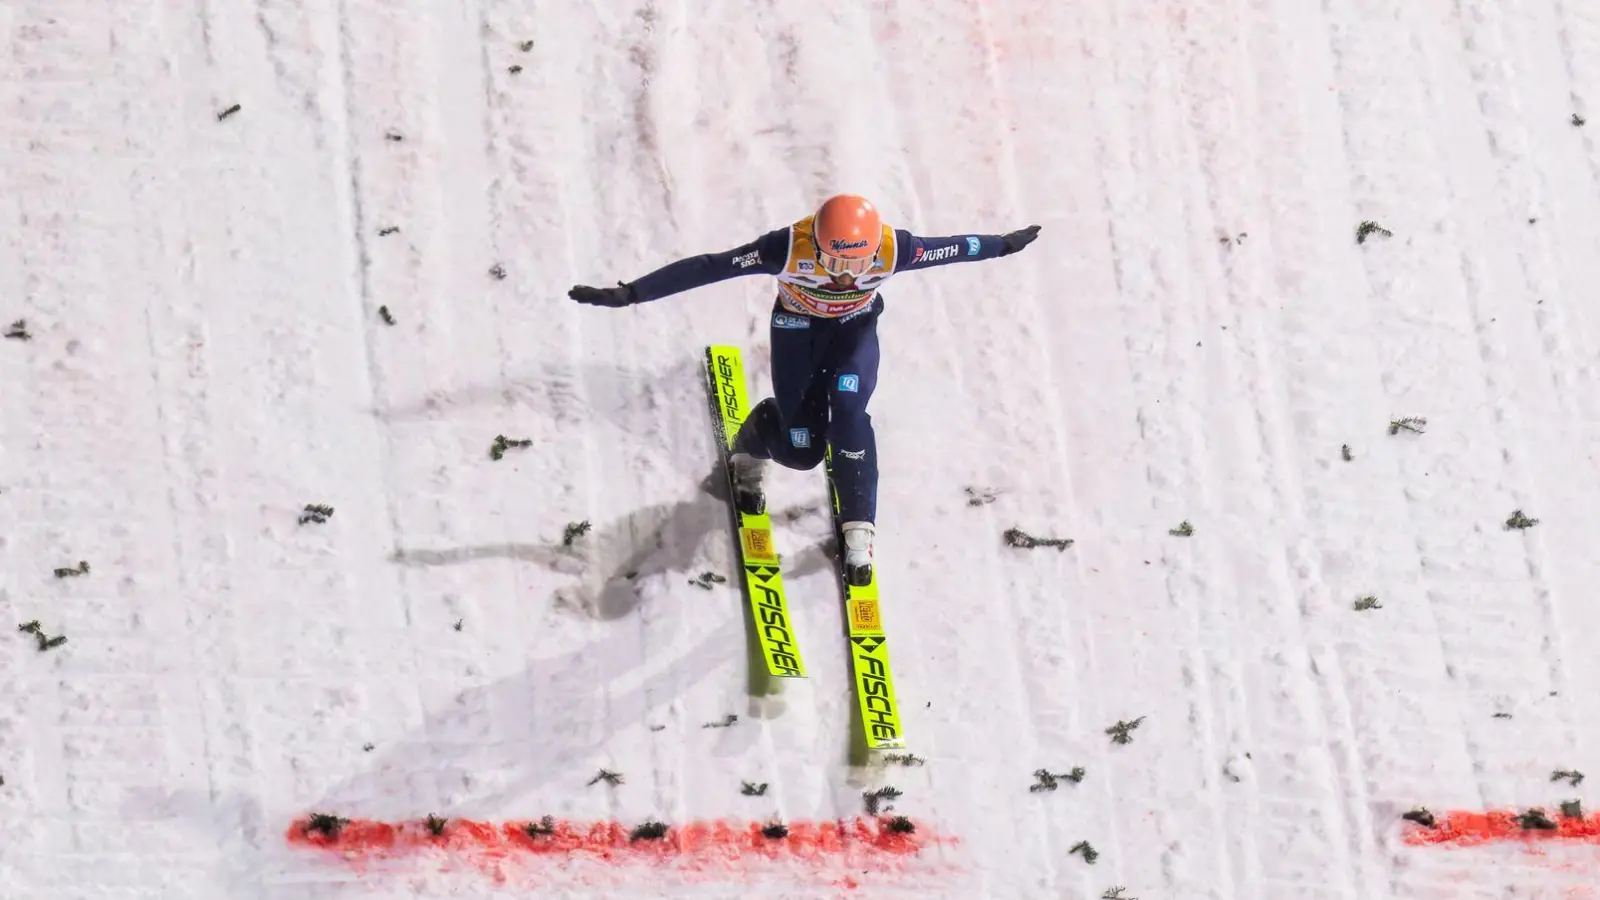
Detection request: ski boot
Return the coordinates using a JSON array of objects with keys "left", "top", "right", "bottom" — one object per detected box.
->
[
  {"left": 841, "top": 521, "right": 875, "bottom": 587},
  {"left": 728, "top": 451, "right": 768, "bottom": 517}
]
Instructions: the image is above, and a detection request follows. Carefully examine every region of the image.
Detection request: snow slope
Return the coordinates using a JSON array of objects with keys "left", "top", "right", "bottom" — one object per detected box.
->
[{"left": 4, "top": 0, "right": 1600, "bottom": 897}]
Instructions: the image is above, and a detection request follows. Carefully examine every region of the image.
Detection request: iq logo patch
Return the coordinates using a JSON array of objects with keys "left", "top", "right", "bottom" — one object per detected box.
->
[
  {"left": 789, "top": 428, "right": 811, "bottom": 448},
  {"left": 838, "top": 374, "right": 860, "bottom": 393}
]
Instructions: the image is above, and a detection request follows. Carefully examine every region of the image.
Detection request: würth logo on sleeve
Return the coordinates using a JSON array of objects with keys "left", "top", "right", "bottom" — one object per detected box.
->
[{"left": 913, "top": 244, "right": 958, "bottom": 263}]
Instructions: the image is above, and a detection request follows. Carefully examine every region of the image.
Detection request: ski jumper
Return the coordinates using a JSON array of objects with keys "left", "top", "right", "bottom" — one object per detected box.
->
[{"left": 627, "top": 215, "right": 1014, "bottom": 524}]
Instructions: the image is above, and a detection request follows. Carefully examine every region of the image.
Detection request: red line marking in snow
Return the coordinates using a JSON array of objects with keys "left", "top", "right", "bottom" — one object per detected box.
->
[
  {"left": 286, "top": 815, "right": 955, "bottom": 885},
  {"left": 1404, "top": 810, "right": 1600, "bottom": 847}
]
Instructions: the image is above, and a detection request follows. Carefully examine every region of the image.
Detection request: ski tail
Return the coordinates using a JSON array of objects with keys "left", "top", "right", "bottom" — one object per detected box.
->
[
  {"left": 825, "top": 446, "right": 906, "bottom": 750},
  {"left": 704, "top": 345, "right": 806, "bottom": 679}
]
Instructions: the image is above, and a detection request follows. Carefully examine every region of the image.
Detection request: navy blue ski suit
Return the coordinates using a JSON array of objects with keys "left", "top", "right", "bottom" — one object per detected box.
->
[{"left": 590, "top": 220, "right": 1033, "bottom": 525}]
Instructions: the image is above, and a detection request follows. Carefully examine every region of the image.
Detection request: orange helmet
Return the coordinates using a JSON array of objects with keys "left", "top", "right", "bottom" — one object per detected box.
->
[{"left": 812, "top": 194, "right": 881, "bottom": 278}]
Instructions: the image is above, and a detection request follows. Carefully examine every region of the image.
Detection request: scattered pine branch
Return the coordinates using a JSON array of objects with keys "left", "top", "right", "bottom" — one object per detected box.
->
[
  {"left": 385, "top": 129, "right": 404, "bottom": 141},
  {"left": 362, "top": 743, "right": 375, "bottom": 751},
  {"left": 863, "top": 786, "right": 902, "bottom": 815},
  {"left": 490, "top": 264, "right": 507, "bottom": 280},
  {"left": 377, "top": 305, "right": 396, "bottom": 325},
  {"left": 964, "top": 486, "right": 998, "bottom": 507},
  {"left": 1341, "top": 443, "right": 1353, "bottom": 462},
  {"left": 588, "top": 769, "right": 623, "bottom": 786},
  {"left": 525, "top": 815, "right": 556, "bottom": 837},
  {"left": 1169, "top": 520, "right": 1194, "bottom": 537},
  {"left": 53, "top": 560, "right": 89, "bottom": 578},
  {"left": 1492, "top": 712, "right": 1512, "bottom": 719},
  {"left": 1030, "top": 767, "right": 1087, "bottom": 793},
  {"left": 1103, "top": 889, "right": 1137, "bottom": 900},
  {"left": 1402, "top": 807, "right": 1437, "bottom": 828},
  {"left": 490, "top": 434, "right": 532, "bottom": 461},
  {"left": 299, "top": 504, "right": 334, "bottom": 525},
  {"left": 562, "top": 520, "right": 592, "bottom": 546},
  {"left": 1562, "top": 799, "right": 1584, "bottom": 819},
  {"left": 1106, "top": 717, "right": 1145, "bottom": 745},
  {"left": 305, "top": 813, "right": 350, "bottom": 839},
  {"left": 1518, "top": 808, "right": 1558, "bottom": 830},
  {"left": 452, "top": 618, "right": 463, "bottom": 632},
  {"left": 1353, "top": 595, "right": 1382, "bottom": 611},
  {"left": 1069, "top": 840, "right": 1099, "bottom": 864},
  {"left": 1388, "top": 416, "right": 1427, "bottom": 435},
  {"left": 1004, "top": 527, "right": 1074, "bottom": 552},
  {"left": 1356, "top": 220, "right": 1393, "bottom": 244},
  {"left": 741, "top": 781, "right": 768, "bottom": 796},
  {"left": 702, "top": 714, "right": 737, "bottom": 729},
  {"left": 425, "top": 814, "right": 448, "bottom": 836},
  {"left": 1505, "top": 509, "right": 1539, "bottom": 530},
  {"left": 630, "top": 820, "right": 668, "bottom": 841},
  {"left": 217, "top": 103, "right": 241, "bottom": 121},
  {"left": 884, "top": 815, "right": 915, "bottom": 834},
  {"left": 18, "top": 620, "right": 67, "bottom": 652},
  {"left": 1552, "top": 769, "right": 1584, "bottom": 787},
  {"left": 882, "top": 753, "right": 926, "bottom": 767},
  {"left": 508, "top": 64, "right": 523, "bottom": 74},
  {"left": 4, "top": 320, "right": 30, "bottom": 341},
  {"left": 649, "top": 724, "right": 665, "bottom": 732},
  {"left": 378, "top": 226, "right": 400, "bottom": 237},
  {"left": 519, "top": 40, "right": 534, "bottom": 51},
  {"left": 1574, "top": 113, "right": 1587, "bottom": 127},
  {"left": 761, "top": 822, "right": 789, "bottom": 839},
  {"left": 688, "top": 571, "right": 727, "bottom": 590}
]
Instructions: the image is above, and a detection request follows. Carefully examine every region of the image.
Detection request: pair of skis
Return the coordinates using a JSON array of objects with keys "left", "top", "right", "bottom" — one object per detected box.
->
[{"left": 703, "top": 345, "right": 905, "bottom": 752}]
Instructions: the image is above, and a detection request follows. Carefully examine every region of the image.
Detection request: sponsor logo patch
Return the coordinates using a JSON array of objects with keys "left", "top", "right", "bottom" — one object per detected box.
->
[
  {"left": 797, "top": 259, "right": 815, "bottom": 273},
  {"left": 789, "top": 427, "right": 811, "bottom": 448},
  {"left": 839, "top": 447, "right": 867, "bottom": 460},
  {"left": 838, "top": 374, "right": 860, "bottom": 393},
  {"left": 966, "top": 236, "right": 980, "bottom": 256},
  {"left": 733, "top": 250, "right": 761, "bottom": 269},
  {"left": 773, "top": 313, "right": 810, "bottom": 329},
  {"left": 830, "top": 238, "right": 870, "bottom": 252},
  {"left": 914, "top": 244, "right": 959, "bottom": 264}
]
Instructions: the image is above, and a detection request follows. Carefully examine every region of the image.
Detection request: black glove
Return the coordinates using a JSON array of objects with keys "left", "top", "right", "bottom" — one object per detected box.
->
[
  {"left": 1000, "top": 224, "right": 1041, "bottom": 256},
  {"left": 569, "top": 281, "right": 637, "bottom": 307}
]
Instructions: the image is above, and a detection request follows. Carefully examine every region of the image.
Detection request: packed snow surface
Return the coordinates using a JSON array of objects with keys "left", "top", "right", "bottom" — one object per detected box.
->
[{"left": 4, "top": 1, "right": 1600, "bottom": 898}]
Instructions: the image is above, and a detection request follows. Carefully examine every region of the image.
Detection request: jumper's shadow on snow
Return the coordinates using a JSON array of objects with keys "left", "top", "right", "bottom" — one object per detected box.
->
[{"left": 375, "top": 357, "right": 710, "bottom": 434}]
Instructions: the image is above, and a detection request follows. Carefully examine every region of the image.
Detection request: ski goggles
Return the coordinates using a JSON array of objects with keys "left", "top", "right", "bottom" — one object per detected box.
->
[{"left": 816, "top": 246, "right": 878, "bottom": 278}]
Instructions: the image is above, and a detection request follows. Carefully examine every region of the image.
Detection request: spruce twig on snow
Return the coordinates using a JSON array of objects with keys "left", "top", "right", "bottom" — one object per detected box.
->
[
  {"left": 490, "top": 434, "right": 532, "bottom": 461},
  {"left": 425, "top": 814, "right": 448, "bottom": 836},
  {"left": 562, "top": 520, "right": 592, "bottom": 546},
  {"left": 1402, "top": 807, "right": 1437, "bottom": 828},
  {"left": 4, "top": 320, "right": 30, "bottom": 341},
  {"left": 525, "top": 815, "right": 556, "bottom": 837},
  {"left": 882, "top": 753, "right": 926, "bottom": 767},
  {"left": 1030, "top": 767, "right": 1086, "bottom": 793},
  {"left": 1106, "top": 717, "right": 1145, "bottom": 745},
  {"left": 1356, "top": 220, "right": 1393, "bottom": 244},
  {"left": 1505, "top": 509, "right": 1539, "bottom": 530},
  {"left": 863, "top": 786, "right": 902, "bottom": 815},
  {"left": 1069, "top": 840, "right": 1099, "bottom": 864},
  {"left": 1574, "top": 113, "right": 1587, "bottom": 127},
  {"left": 688, "top": 571, "right": 727, "bottom": 590},
  {"left": 1102, "top": 889, "right": 1137, "bottom": 900},
  {"left": 964, "top": 486, "right": 998, "bottom": 507},
  {"left": 17, "top": 620, "right": 67, "bottom": 652},
  {"left": 305, "top": 813, "right": 350, "bottom": 839},
  {"left": 761, "top": 822, "right": 789, "bottom": 839},
  {"left": 53, "top": 561, "right": 90, "bottom": 578},
  {"left": 1517, "top": 808, "right": 1558, "bottom": 830},
  {"left": 1551, "top": 769, "right": 1584, "bottom": 787},
  {"left": 1353, "top": 595, "right": 1382, "bottom": 611},
  {"left": 216, "top": 103, "right": 241, "bottom": 121},
  {"left": 298, "top": 504, "right": 334, "bottom": 525},
  {"left": 741, "top": 781, "right": 768, "bottom": 796},
  {"left": 702, "top": 714, "right": 737, "bottom": 729},
  {"left": 884, "top": 816, "right": 915, "bottom": 834},
  {"left": 1341, "top": 444, "right": 1354, "bottom": 462},
  {"left": 378, "top": 226, "right": 400, "bottom": 237},
  {"left": 588, "top": 768, "right": 623, "bottom": 786},
  {"left": 1388, "top": 417, "right": 1426, "bottom": 435},
  {"left": 1169, "top": 520, "right": 1194, "bottom": 537},
  {"left": 377, "top": 305, "right": 396, "bottom": 325},
  {"left": 629, "top": 821, "right": 668, "bottom": 841},
  {"left": 1003, "top": 527, "right": 1073, "bottom": 552}
]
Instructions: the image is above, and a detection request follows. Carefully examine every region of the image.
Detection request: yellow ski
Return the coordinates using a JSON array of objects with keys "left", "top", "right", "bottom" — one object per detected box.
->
[
  {"left": 704, "top": 345, "right": 805, "bottom": 679},
  {"left": 827, "top": 449, "right": 905, "bottom": 751}
]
